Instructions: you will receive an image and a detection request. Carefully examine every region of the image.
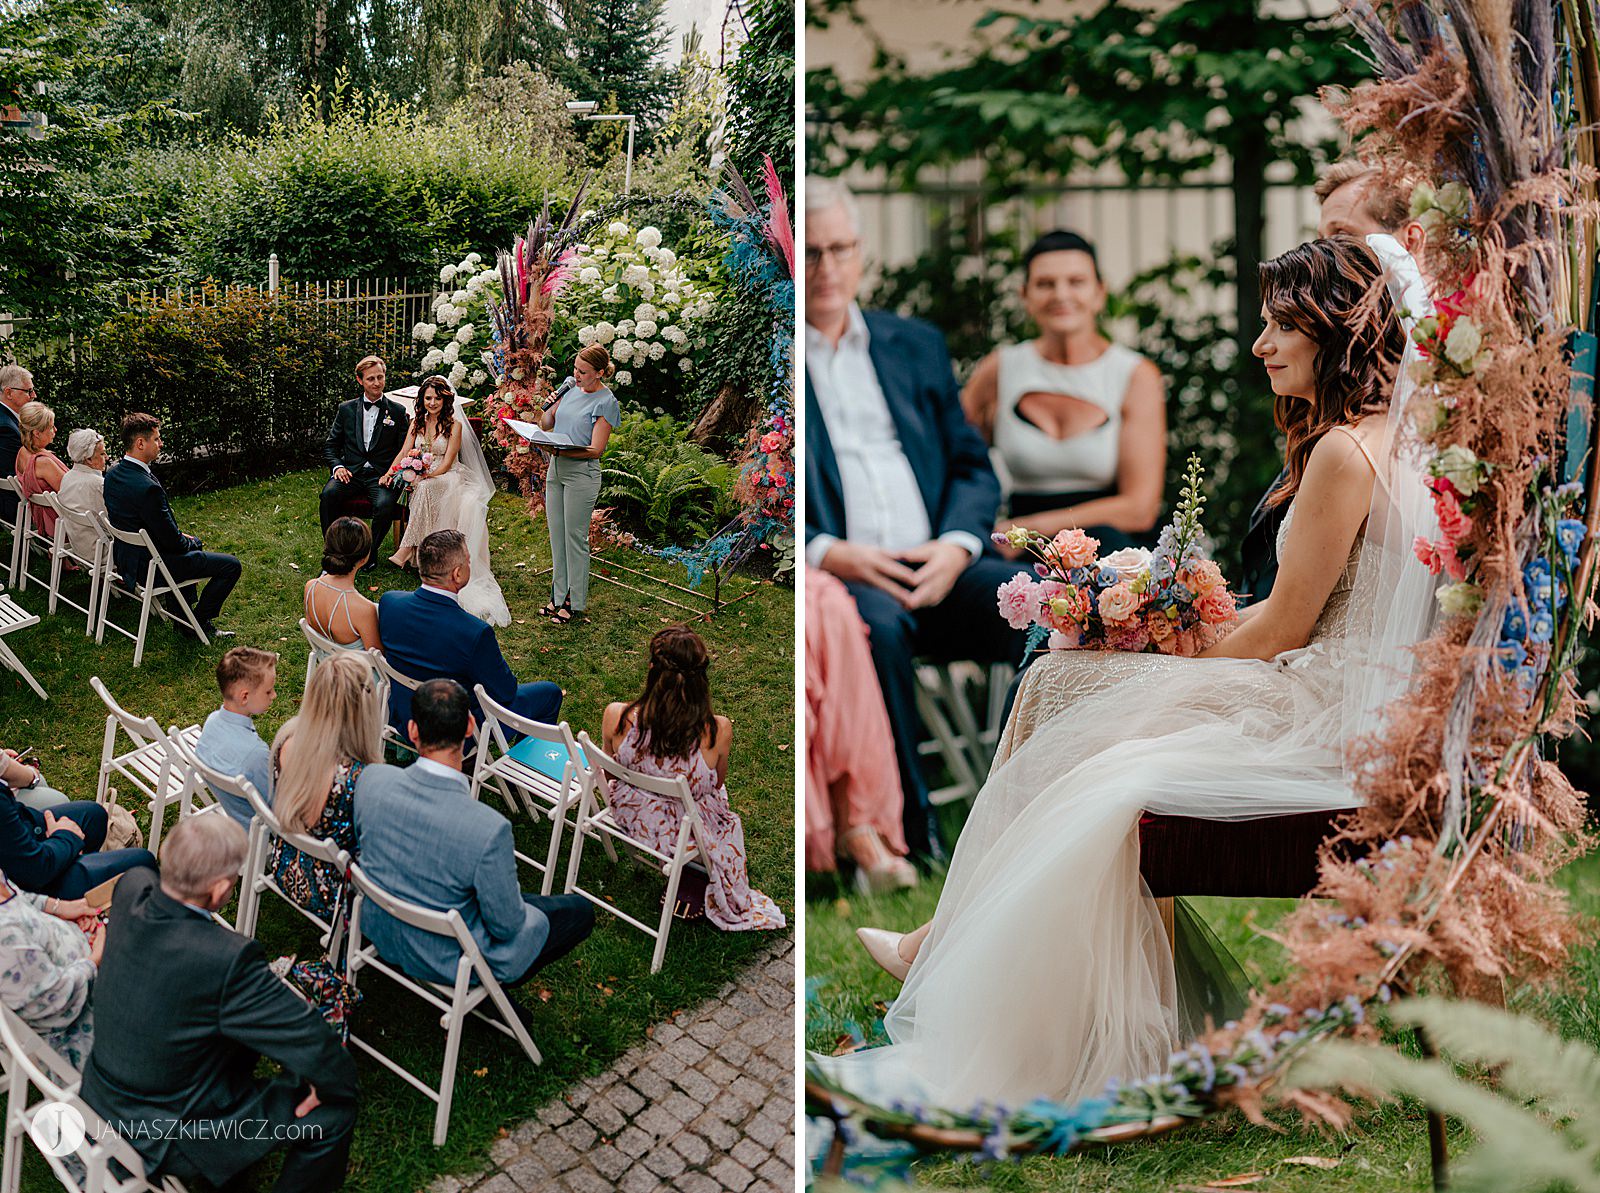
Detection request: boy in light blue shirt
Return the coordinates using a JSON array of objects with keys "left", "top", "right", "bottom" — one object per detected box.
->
[{"left": 194, "top": 647, "right": 278, "bottom": 826}]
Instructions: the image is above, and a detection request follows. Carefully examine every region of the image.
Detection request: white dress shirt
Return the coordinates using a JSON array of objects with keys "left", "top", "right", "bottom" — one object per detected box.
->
[
  {"left": 420, "top": 584, "right": 460, "bottom": 603},
  {"left": 414, "top": 756, "right": 471, "bottom": 791},
  {"left": 361, "top": 397, "right": 382, "bottom": 451},
  {"left": 805, "top": 305, "right": 982, "bottom": 569}
]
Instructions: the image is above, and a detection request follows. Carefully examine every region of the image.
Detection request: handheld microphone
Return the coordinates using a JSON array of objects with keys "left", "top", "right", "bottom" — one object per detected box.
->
[{"left": 542, "top": 375, "right": 577, "bottom": 410}]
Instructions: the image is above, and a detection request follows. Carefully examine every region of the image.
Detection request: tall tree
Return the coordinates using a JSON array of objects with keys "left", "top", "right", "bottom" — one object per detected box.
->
[
  {"left": 726, "top": 0, "right": 795, "bottom": 192},
  {"left": 569, "top": 0, "right": 673, "bottom": 139}
]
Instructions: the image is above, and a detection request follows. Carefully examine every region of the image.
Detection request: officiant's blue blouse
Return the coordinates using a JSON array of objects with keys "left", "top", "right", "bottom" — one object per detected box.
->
[{"left": 553, "top": 384, "right": 621, "bottom": 449}]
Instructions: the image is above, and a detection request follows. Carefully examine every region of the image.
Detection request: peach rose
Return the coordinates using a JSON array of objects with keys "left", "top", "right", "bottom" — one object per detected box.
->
[
  {"left": 1097, "top": 580, "right": 1141, "bottom": 624},
  {"left": 1179, "top": 558, "right": 1226, "bottom": 595},
  {"left": 1146, "top": 609, "right": 1176, "bottom": 641},
  {"left": 1051, "top": 527, "right": 1100, "bottom": 570},
  {"left": 1195, "top": 586, "right": 1237, "bottom": 625}
]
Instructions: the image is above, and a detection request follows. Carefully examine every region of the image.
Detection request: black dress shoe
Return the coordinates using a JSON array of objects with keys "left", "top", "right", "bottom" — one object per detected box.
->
[
  {"left": 360, "top": 560, "right": 378, "bottom": 573},
  {"left": 200, "top": 620, "right": 235, "bottom": 640}
]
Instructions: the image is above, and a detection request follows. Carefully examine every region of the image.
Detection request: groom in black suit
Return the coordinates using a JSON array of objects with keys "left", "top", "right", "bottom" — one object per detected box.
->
[
  {"left": 104, "top": 412, "right": 241, "bottom": 637},
  {"left": 320, "top": 354, "right": 408, "bottom": 569}
]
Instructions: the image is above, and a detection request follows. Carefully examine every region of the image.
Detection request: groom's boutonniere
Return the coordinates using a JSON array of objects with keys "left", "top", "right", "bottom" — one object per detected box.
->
[{"left": 382, "top": 415, "right": 395, "bottom": 427}]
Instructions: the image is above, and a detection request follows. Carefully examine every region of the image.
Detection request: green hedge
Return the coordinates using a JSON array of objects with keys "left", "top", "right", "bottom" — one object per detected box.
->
[{"left": 32, "top": 287, "right": 416, "bottom": 494}]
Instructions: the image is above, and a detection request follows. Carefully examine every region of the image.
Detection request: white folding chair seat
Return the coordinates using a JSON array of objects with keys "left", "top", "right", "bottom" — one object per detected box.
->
[
  {"left": 93, "top": 513, "right": 208, "bottom": 667},
  {"left": 21, "top": 493, "right": 104, "bottom": 633},
  {"left": 299, "top": 618, "right": 364, "bottom": 691},
  {"left": 468, "top": 685, "right": 593, "bottom": 896},
  {"left": 90, "top": 677, "right": 206, "bottom": 854},
  {"left": 0, "top": 479, "right": 23, "bottom": 589},
  {"left": 343, "top": 861, "right": 541, "bottom": 1146},
  {"left": 563, "top": 731, "right": 707, "bottom": 974},
  {"left": 0, "top": 1005, "right": 189, "bottom": 1192},
  {"left": 914, "top": 660, "right": 1015, "bottom": 807},
  {"left": 0, "top": 596, "right": 45, "bottom": 700}
]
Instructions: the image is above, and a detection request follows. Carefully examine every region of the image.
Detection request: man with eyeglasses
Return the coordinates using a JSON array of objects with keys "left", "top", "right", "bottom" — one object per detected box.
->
[
  {"left": 0, "top": 364, "right": 35, "bottom": 521},
  {"left": 805, "top": 176, "right": 1030, "bottom": 864}
]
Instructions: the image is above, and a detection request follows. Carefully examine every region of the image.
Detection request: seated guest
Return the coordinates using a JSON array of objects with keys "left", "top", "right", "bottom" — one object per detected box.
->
[
  {"left": 0, "top": 365, "right": 32, "bottom": 522},
  {"left": 56, "top": 428, "right": 108, "bottom": 560},
  {"left": 270, "top": 653, "right": 382, "bottom": 920},
  {"left": 195, "top": 647, "right": 278, "bottom": 827},
  {"left": 305, "top": 516, "right": 382, "bottom": 650},
  {"left": 0, "top": 868, "right": 101, "bottom": 1069},
  {"left": 804, "top": 568, "right": 916, "bottom": 892},
  {"left": 601, "top": 627, "right": 786, "bottom": 931},
  {"left": 0, "top": 781, "right": 154, "bottom": 899},
  {"left": 103, "top": 412, "right": 242, "bottom": 639},
  {"left": 320, "top": 354, "right": 408, "bottom": 571},
  {"left": 354, "top": 679, "right": 594, "bottom": 987},
  {"left": 805, "top": 176, "right": 1031, "bottom": 861},
  {"left": 15, "top": 401, "right": 67, "bottom": 540},
  {"left": 961, "top": 230, "right": 1166, "bottom": 555},
  {"left": 1, "top": 745, "right": 69, "bottom": 812},
  {"left": 377, "top": 530, "right": 561, "bottom": 733},
  {"left": 81, "top": 815, "right": 358, "bottom": 1192}
]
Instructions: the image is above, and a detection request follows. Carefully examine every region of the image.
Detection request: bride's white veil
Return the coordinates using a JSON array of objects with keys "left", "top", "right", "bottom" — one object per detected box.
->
[{"left": 451, "top": 397, "right": 511, "bottom": 627}]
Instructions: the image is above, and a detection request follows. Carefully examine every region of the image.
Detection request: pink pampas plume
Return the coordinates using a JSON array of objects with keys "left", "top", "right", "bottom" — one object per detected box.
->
[
  {"left": 762, "top": 154, "right": 793, "bottom": 278},
  {"left": 541, "top": 248, "right": 577, "bottom": 297}
]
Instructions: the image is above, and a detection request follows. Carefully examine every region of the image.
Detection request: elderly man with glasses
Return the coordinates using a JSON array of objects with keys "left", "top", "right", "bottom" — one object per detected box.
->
[
  {"left": 804, "top": 176, "right": 1031, "bottom": 864},
  {"left": 0, "top": 363, "right": 36, "bottom": 521}
]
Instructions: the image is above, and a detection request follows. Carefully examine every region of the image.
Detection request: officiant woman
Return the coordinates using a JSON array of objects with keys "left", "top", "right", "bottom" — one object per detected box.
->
[{"left": 538, "top": 344, "right": 621, "bottom": 626}]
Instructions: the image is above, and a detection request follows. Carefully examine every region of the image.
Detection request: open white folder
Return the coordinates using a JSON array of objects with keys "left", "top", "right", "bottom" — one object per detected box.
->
[{"left": 502, "top": 417, "right": 583, "bottom": 449}]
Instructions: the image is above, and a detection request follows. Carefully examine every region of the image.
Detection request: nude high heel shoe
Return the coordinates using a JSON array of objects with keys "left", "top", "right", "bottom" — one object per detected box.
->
[{"left": 856, "top": 927, "right": 912, "bottom": 982}]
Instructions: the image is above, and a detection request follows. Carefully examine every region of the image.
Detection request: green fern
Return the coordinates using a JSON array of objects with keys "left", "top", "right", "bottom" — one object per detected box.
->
[
  {"left": 599, "top": 411, "right": 738, "bottom": 545},
  {"left": 1290, "top": 997, "right": 1600, "bottom": 1192}
]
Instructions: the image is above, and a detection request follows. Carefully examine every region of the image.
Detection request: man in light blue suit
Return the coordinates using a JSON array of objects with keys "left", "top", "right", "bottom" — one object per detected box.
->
[
  {"left": 377, "top": 529, "right": 562, "bottom": 733},
  {"left": 353, "top": 679, "right": 594, "bottom": 988}
]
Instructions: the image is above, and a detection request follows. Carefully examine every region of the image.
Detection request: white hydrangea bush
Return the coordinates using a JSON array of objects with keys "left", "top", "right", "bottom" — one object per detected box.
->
[
  {"left": 412, "top": 252, "right": 501, "bottom": 398},
  {"left": 562, "top": 219, "right": 717, "bottom": 399}
]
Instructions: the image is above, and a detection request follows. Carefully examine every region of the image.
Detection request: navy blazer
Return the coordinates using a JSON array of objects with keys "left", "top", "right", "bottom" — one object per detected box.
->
[
  {"left": 0, "top": 403, "right": 19, "bottom": 521},
  {"left": 806, "top": 310, "right": 1000, "bottom": 553},
  {"left": 377, "top": 587, "right": 522, "bottom": 729},
  {"left": 0, "top": 786, "right": 87, "bottom": 892},
  {"left": 103, "top": 457, "right": 188, "bottom": 581}
]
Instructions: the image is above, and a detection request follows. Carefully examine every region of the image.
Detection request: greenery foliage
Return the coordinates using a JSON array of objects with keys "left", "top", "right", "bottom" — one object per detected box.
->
[
  {"left": 726, "top": 0, "right": 796, "bottom": 192},
  {"left": 600, "top": 412, "right": 739, "bottom": 544}
]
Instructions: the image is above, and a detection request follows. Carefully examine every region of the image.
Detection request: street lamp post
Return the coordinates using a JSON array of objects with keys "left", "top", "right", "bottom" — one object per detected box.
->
[{"left": 565, "top": 100, "right": 637, "bottom": 197}]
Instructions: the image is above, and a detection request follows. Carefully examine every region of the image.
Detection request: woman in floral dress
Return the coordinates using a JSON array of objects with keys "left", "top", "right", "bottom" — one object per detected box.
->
[
  {"left": 269, "top": 653, "right": 383, "bottom": 919},
  {"left": 0, "top": 870, "right": 100, "bottom": 1069},
  {"left": 601, "top": 627, "right": 785, "bottom": 932}
]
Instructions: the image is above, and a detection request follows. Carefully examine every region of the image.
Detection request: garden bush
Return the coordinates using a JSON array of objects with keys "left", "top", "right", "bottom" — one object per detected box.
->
[
  {"left": 31, "top": 286, "right": 415, "bottom": 493},
  {"left": 599, "top": 412, "right": 738, "bottom": 545}
]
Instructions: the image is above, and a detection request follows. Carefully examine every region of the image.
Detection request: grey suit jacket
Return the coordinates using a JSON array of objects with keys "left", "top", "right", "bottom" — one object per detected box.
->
[{"left": 352, "top": 761, "right": 547, "bottom": 984}]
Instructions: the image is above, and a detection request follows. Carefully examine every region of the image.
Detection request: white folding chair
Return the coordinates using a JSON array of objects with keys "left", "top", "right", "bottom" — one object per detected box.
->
[
  {"left": 343, "top": 860, "right": 542, "bottom": 1146},
  {"left": 564, "top": 730, "right": 707, "bottom": 974},
  {"left": 299, "top": 618, "right": 363, "bottom": 692},
  {"left": 468, "top": 685, "right": 593, "bottom": 896},
  {"left": 89, "top": 677, "right": 206, "bottom": 855},
  {"left": 368, "top": 649, "right": 423, "bottom": 759},
  {"left": 0, "top": 1005, "right": 189, "bottom": 1193},
  {"left": 915, "top": 660, "right": 1015, "bottom": 807},
  {"left": 93, "top": 513, "right": 208, "bottom": 667},
  {"left": 0, "top": 596, "right": 45, "bottom": 700},
  {"left": 0, "top": 479, "right": 23, "bottom": 589},
  {"left": 9, "top": 495, "right": 54, "bottom": 596},
  {"left": 21, "top": 493, "right": 104, "bottom": 633}
]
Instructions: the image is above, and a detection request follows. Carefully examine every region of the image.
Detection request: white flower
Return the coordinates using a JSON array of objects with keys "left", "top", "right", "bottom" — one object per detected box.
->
[
  {"left": 636, "top": 226, "right": 662, "bottom": 249},
  {"left": 593, "top": 321, "right": 617, "bottom": 344},
  {"left": 639, "top": 280, "right": 656, "bottom": 299},
  {"left": 602, "top": 285, "right": 620, "bottom": 302},
  {"left": 578, "top": 326, "right": 596, "bottom": 346},
  {"left": 422, "top": 348, "right": 445, "bottom": 370},
  {"left": 1443, "top": 317, "right": 1483, "bottom": 369},
  {"left": 635, "top": 319, "right": 659, "bottom": 339},
  {"left": 1437, "top": 581, "right": 1483, "bottom": 616},
  {"left": 613, "top": 340, "right": 634, "bottom": 363},
  {"left": 662, "top": 325, "right": 684, "bottom": 345},
  {"left": 663, "top": 292, "right": 680, "bottom": 307},
  {"left": 455, "top": 323, "right": 475, "bottom": 344},
  {"left": 617, "top": 319, "right": 636, "bottom": 336},
  {"left": 412, "top": 321, "right": 437, "bottom": 343},
  {"left": 469, "top": 369, "right": 488, "bottom": 386},
  {"left": 464, "top": 252, "right": 482, "bottom": 266},
  {"left": 607, "top": 220, "right": 630, "bottom": 237},
  {"left": 615, "top": 370, "right": 633, "bottom": 386},
  {"left": 656, "top": 248, "right": 676, "bottom": 268},
  {"left": 643, "top": 245, "right": 660, "bottom": 261},
  {"left": 465, "top": 273, "right": 486, "bottom": 293},
  {"left": 442, "top": 342, "right": 460, "bottom": 365},
  {"left": 440, "top": 264, "right": 457, "bottom": 284},
  {"left": 634, "top": 303, "right": 657, "bottom": 323},
  {"left": 621, "top": 265, "right": 650, "bottom": 287},
  {"left": 592, "top": 245, "right": 610, "bottom": 259},
  {"left": 451, "top": 289, "right": 470, "bottom": 305},
  {"left": 679, "top": 358, "right": 693, "bottom": 373},
  {"left": 579, "top": 267, "right": 602, "bottom": 284},
  {"left": 448, "top": 360, "right": 468, "bottom": 386},
  {"left": 648, "top": 341, "right": 666, "bottom": 361},
  {"left": 480, "top": 349, "right": 496, "bottom": 367},
  {"left": 1100, "top": 546, "right": 1153, "bottom": 583}
]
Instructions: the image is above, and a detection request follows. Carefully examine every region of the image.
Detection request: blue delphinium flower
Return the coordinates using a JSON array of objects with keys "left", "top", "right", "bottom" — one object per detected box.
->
[
  {"left": 1525, "top": 558, "right": 1553, "bottom": 605},
  {"left": 1557, "top": 518, "right": 1586, "bottom": 564},
  {"left": 1097, "top": 565, "right": 1119, "bottom": 588},
  {"left": 1068, "top": 566, "right": 1090, "bottom": 586},
  {"left": 1498, "top": 641, "right": 1528, "bottom": 671},
  {"left": 1528, "top": 608, "right": 1555, "bottom": 644},
  {"left": 1503, "top": 606, "right": 1528, "bottom": 641},
  {"left": 1514, "top": 664, "right": 1539, "bottom": 690}
]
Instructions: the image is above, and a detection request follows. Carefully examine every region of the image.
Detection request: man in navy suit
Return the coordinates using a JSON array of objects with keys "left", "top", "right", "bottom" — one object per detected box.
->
[
  {"left": 103, "top": 412, "right": 242, "bottom": 638},
  {"left": 0, "top": 364, "right": 33, "bottom": 522},
  {"left": 805, "top": 177, "right": 1029, "bottom": 861},
  {"left": 377, "top": 529, "right": 562, "bottom": 733}
]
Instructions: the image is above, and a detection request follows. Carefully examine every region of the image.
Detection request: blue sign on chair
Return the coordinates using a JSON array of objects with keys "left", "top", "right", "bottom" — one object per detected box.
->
[{"left": 506, "top": 735, "right": 587, "bottom": 782}]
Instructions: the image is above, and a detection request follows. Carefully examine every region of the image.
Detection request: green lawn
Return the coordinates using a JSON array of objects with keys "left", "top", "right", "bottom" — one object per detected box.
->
[
  {"left": 0, "top": 469, "right": 795, "bottom": 1192},
  {"left": 806, "top": 820, "right": 1600, "bottom": 1191}
]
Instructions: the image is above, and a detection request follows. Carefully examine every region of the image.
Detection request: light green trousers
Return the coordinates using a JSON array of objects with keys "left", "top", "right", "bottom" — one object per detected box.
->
[{"left": 546, "top": 453, "right": 603, "bottom": 611}]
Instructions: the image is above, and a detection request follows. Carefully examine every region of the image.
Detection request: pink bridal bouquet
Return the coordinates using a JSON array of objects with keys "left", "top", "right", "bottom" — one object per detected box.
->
[
  {"left": 393, "top": 449, "right": 434, "bottom": 505},
  {"left": 993, "top": 454, "right": 1239, "bottom": 656}
]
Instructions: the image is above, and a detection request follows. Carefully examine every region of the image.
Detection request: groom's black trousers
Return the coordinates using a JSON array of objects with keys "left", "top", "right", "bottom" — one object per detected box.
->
[
  {"left": 845, "top": 553, "right": 1032, "bottom": 861},
  {"left": 319, "top": 471, "right": 400, "bottom": 560}
]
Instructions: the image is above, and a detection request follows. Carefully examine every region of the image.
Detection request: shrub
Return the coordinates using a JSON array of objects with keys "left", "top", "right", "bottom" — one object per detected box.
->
[{"left": 599, "top": 413, "right": 738, "bottom": 545}]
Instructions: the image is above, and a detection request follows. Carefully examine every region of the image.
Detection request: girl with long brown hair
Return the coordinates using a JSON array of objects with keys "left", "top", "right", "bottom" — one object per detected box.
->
[{"left": 601, "top": 626, "right": 785, "bottom": 932}]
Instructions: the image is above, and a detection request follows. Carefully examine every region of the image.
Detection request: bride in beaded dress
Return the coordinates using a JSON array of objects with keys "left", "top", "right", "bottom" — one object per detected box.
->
[{"left": 816, "top": 235, "right": 1441, "bottom": 1110}]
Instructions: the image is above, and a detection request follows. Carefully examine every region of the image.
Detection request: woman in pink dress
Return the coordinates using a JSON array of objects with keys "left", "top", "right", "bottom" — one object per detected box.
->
[
  {"left": 601, "top": 626, "right": 785, "bottom": 932},
  {"left": 15, "top": 402, "right": 66, "bottom": 539},
  {"left": 805, "top": 567, "right": 917, "bottom": 891}
]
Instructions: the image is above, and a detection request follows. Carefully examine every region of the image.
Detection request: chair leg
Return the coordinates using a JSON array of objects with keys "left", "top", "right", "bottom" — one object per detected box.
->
[
  {"left": 654, "top": 827, "right": 693, "bottom": 975},
  {"left": 434, "top": 969, "right": 473, "bottom": 1147},
  {"left": 0, "top": 638, "right": 45, "bottom": 701},
  {"left": 563, "top": 796, "right": 592, "bottom": 894},
  {"left": 133, "top": 587, "right": 154, "bottom": 668},
  {"left": 540, "top": 800, "right": 566, "bottom": 898}
]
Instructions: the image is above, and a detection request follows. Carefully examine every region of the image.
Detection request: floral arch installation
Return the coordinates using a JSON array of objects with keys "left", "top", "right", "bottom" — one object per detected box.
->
[
  {"left": 806, "top": 0, "right": 1600, "bottom": 1179},
  {"left": 481, "top": 161, "right": 794, "bottom": 613}
]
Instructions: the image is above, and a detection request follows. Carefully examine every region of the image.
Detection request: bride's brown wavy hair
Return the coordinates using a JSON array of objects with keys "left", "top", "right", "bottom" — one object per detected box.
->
[
  {"left": 412, "top": 375, "right": 457, "bottom": 444},
  {"left": 1259, "top": 235, "right": 1404, "bottom": 508}
]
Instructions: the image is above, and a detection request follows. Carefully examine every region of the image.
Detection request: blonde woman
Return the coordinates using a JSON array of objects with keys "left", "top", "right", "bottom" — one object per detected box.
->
[
  {"left": 268, "top": 653, "right": 383, "bottom": 918},
  {"left": 15, "top": 402, "right": 67, "bottom": 540},
  {"left": 538, "top": 344, "right": 621, "bottom": 625}
]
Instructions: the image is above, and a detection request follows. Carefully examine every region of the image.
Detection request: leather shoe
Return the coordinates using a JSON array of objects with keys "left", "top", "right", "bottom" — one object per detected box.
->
[
  {"left": 200, "top": 620, "right": 235, "bottom": 640},
  {"left": 360, "top": 560, "right": 378, "bottom": 573},
  {"left": 856, "top": 927, "right": 912, "bottom": 983}
]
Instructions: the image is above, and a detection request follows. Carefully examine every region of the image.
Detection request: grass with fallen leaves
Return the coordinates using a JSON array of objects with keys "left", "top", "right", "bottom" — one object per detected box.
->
[{"left": 0, "top": 468, "right": 795, "bottom": 1192}]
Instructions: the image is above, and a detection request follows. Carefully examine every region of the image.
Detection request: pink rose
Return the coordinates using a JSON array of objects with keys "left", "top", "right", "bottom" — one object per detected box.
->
[
  {"left": 1051, "top": 528, "right": 1100, "bottom": 570},
  {"left": 1433, "top": 488, "right": 1474, "bottom": 545},
  {"left": 996, "top": 574, "right": 1040, "bottom": 630},
  {"left": 1047, "top": 626, "right": 1085, "bottom": 650},
  {"left": 759, "top": 431, "right": 785, "bottom": 453},
  {"left": 1180, "top": 558, "right": 1226, "bottom": 595},
  {"left": 1195, "top": 587, "right": 1237, "bottom": 625},
  {"left": 1441, "top": 548, "right": 1467, "bottom": 582},
  {"left": 1097, "top": 580, "right": 1141, "bottom": 624},
  {"left": 1413, "top": 536, "right": 1444, "bottom": 575}
]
